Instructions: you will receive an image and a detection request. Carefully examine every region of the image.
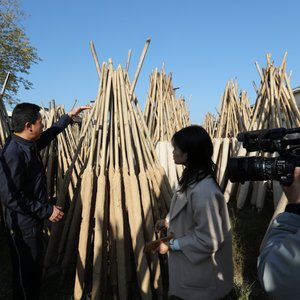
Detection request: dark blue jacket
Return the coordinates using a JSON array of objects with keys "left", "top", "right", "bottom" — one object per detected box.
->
[{"left": 0, "top": 114, "right": 72, "bottom": 231}]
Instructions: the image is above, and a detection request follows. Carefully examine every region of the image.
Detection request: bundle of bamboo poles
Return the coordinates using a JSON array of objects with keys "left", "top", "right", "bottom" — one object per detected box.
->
[
  {"left": 175, "top": 94, "right": 191, "bottom": 130},
  {"left": 143, "top": 65, "right": 190, "bottom": 144},
  {"left": 41, "top": 101, "right": 88, "bottom": 273},
  {"left": 42, "top": 39, "right": 173, "bottom": 300},
  {"left": 205, "top": 80, "right": 252, "bottom": 190},
  {"left": 143, "top": 66, "right": 190, "bottom": 190},
  {"left": 225, "top": 52, "right": 300, "bottom": 212},
  {"left": 213, "top": 80, "right": 252, "bottom": 139},
  {"left": 203, "top": 112, "right": 216, "bottom": 138}
]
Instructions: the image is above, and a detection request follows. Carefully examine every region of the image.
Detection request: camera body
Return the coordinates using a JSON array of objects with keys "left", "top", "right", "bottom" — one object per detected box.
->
[{"left": 228, "top": 127, "right": 300, "bottom": 186}]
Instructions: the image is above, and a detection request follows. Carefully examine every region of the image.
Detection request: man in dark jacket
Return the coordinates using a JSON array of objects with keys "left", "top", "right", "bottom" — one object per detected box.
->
[{"left": 0, "top": 102, "right": 90, "bottom": 300}]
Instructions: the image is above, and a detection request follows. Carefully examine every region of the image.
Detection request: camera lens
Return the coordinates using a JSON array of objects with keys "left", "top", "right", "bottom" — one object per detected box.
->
[{"left": 228, "top": 157, "right": 276, "bottom": 183}]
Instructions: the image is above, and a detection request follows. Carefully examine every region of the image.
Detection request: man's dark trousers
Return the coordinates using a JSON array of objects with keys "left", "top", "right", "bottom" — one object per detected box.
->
[{"left": 8, "top": 225, "right": 44, "bottom": 300}]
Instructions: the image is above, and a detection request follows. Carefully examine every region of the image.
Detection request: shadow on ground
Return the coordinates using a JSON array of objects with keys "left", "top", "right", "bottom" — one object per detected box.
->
[{"left": 0, "top": 203, "right": 271, "bottom": 300}]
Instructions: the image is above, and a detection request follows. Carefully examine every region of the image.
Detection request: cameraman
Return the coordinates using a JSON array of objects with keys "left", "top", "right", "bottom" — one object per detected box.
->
[{"left": 258, "top": 167, "right": 300, "bottom": 300}]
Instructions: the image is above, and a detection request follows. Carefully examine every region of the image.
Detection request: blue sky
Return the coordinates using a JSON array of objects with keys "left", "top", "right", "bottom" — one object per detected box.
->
[{"left": 17, "top": 0, "right": 300, "bottom": 124}]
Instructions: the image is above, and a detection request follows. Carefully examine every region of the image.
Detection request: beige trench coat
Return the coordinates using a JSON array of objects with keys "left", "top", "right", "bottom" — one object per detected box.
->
[{"left": 167, "top": 176, "right": 233, "bottom": 300}]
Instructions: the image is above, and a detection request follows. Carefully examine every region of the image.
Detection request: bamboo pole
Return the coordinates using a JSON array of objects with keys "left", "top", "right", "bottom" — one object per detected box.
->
[
  {"left": 89, "top": 41, "right": 102, "bottom": 80},
  {"left": 110, "top": 70, "right": 127, "bottom": 299},
  {"left": 73, "top": 121, "right": 97, "bottom": 299},
  {"left": 92, "top": 61, "right": 113, "bottom": 299}
]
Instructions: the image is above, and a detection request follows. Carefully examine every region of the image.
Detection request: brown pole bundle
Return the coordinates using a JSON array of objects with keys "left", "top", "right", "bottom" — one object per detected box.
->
[{"left": 39, "top": 39, "right": 178, "bottom": 299}]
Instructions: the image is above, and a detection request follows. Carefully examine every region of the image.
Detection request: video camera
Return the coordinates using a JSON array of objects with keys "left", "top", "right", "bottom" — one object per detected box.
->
[{"left": 228, "top": 127, "right": 300, "bottom": 186}]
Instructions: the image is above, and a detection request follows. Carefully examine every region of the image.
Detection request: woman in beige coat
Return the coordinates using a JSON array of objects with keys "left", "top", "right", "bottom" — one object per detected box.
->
[{"left": 155, "top": 125, "right": 233, "bottom": 300}]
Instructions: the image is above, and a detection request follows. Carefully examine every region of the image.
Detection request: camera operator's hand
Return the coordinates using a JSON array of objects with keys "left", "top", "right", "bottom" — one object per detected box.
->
[{"left": 283, "top": 167, "right": 300, "bottom": 204}]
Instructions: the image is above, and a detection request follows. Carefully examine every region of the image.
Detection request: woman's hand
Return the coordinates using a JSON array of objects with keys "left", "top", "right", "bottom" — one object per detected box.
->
[{"left": 154, "top": 242, "right": 170, "bottom": 254}]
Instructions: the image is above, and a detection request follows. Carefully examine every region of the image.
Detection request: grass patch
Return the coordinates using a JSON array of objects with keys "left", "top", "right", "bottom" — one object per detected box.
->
[{"left": 228, "top": 194, "right": 273, "bottom": 299}]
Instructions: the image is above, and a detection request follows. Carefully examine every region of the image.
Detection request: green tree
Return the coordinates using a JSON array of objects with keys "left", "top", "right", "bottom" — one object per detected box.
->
[{"left": 0, "top": 0, "right": 40, "bottom": 105}]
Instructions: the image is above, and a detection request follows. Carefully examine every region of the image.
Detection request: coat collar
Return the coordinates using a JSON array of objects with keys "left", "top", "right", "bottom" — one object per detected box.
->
[
  {"left": 11, "top": 133, "right": 35, "bottom": 146},
  {"left": 11, "top": 134, "right": 38, "bottom": 153},
  {"left": 169, "top": 190, "right": 188, "bottom": 221},
  {"left": 168, "top": 174, "right": 211, "bottom": 221}
]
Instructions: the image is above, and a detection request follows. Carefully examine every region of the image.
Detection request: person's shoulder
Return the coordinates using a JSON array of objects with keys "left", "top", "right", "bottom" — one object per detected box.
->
[
  {"left": 194, "top": 176, "right": 219, "bottom": 191},
  {"left": 190, "top": 176, "right": 223, "bottom": 202},
  {"left": 2, "top": 136, "right": 25, "bottom": 159},
  {"left": 275, "top": 211, "right": 300, "bottom": 227}
]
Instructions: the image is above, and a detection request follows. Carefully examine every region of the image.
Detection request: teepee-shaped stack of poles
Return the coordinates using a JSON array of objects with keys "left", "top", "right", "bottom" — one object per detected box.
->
[
  {"left": 227, "top": 52, "right": 300, "bottom": 212},
  {"left": 41, "top": 101, "right": 89, "bottom": 276},
  {"left": 143, "top": 66, "right": 190, "bottom": 190},
  {"left": 214, "top": 80, "right": 251, "bottom": 139},
  {"left": 207, "top": 80, "right": 252, "bottom": 190},
  {"left": 143, "top": 65, "right": 190, "bottom": 144},
  {"left": 41, "top": 39, "right": 173, "bottom": 300}
]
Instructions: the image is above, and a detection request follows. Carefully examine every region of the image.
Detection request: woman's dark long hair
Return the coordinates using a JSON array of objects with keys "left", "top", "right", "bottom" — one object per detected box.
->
[{"left": 172, "top": 125, "right": 217, "bottom": 192}]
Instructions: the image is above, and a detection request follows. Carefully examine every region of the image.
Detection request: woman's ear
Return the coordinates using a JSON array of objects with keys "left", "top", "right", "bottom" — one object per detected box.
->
[{"left": 25, "top": 122, "right": 33, "bottom": 132}]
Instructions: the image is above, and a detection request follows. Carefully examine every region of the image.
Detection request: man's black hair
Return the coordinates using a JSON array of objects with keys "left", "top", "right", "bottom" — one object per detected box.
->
[{"left": 12, "top": 103, "right": 41, "bottom": 133}]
